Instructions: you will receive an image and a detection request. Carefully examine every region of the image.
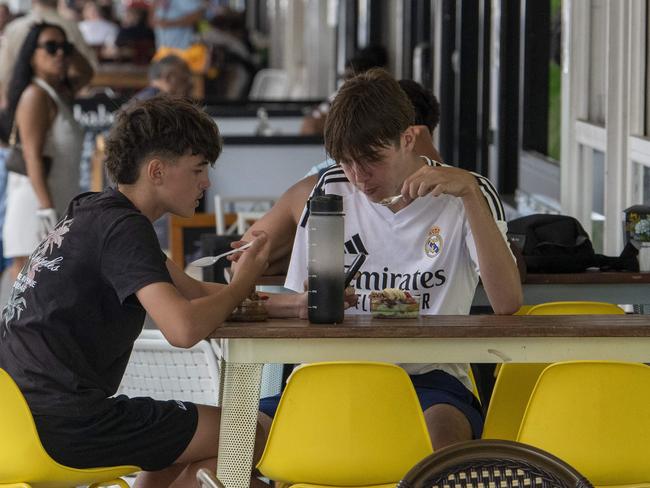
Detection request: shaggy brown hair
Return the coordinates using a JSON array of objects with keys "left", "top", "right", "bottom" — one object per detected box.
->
[
  {"left": 104, "top": 95, "right": 222, "bottom": 184},
  {"left": 324, "top": 68, "right": 414, "bottom": 166}
]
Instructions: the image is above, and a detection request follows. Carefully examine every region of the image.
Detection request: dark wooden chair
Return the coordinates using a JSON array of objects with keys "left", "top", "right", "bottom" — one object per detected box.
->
[{"left": 398, "top": 440, "right": 592, "bottom": 488}]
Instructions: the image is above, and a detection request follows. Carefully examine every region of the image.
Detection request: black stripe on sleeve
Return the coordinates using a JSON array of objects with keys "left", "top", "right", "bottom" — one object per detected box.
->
[{"left": 473, "top": 174, "right": 505, "bottom": 221}]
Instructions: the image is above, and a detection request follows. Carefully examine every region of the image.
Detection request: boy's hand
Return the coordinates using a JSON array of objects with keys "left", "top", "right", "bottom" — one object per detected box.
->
[
  {"left": 401, "top": 165, "right": 479, "bottom": 203},
  {"left": 230, "top": 231, "right": 270, "bottom": 286}
]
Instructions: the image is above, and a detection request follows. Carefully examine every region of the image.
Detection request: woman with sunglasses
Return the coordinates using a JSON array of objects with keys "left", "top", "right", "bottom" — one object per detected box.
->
[{"left": 1, "top": 22, "right": 92, "bottom": 281}]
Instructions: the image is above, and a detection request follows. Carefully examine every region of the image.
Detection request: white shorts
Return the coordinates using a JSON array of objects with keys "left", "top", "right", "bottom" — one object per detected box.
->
[{"left": 3, "top": 172, "right": 41, "bottom": 258}]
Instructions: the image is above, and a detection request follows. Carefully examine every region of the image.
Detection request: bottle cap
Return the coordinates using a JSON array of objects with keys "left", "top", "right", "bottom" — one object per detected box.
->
[{"left": 309, "top": 193, "right": 343, "bottom": 214}]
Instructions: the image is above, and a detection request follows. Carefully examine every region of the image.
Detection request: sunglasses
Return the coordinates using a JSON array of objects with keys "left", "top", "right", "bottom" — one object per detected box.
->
[{"left": 37, "top": 41, "right": 73, "bottom": 56}]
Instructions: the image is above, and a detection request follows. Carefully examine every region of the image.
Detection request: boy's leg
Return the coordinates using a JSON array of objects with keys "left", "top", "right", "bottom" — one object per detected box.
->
[
  {"left": 136, "top": 405, "right": 272, "bottom": 488},
  {"left": 423, "top": 403, "right": 472, "bottom": 449}
]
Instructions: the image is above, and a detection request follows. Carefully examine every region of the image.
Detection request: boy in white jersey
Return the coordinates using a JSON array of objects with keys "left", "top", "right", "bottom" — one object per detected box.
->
[{"left": 280, "top": 69, "right": 523, "bottom": 447}]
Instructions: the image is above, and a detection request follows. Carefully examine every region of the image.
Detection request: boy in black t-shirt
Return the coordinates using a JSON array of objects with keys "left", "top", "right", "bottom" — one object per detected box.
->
[{"left": 0, "top": 96, "right": 304, "bottom": 487}]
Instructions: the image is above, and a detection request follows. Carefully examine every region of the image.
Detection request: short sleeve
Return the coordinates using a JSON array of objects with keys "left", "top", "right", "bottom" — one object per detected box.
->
[
  {"left": 284, "top": 223, "right": 309, "bottom": 292},
  {"left": 465, "top": 173, "right": 513, "bottom": 271},
  {"left": 101, "top": 214, "right": 172, "bottom": 303}
]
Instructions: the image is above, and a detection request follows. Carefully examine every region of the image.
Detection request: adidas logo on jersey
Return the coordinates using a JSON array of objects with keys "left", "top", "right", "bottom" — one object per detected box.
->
[{"left": 344, "top": 233, "right": 368, "bottom": 255}]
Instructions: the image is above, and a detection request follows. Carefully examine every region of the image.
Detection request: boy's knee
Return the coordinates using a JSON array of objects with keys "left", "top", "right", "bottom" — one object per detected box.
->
[{"left": 423, "top": 403, "right": 472, "bottom": 449}]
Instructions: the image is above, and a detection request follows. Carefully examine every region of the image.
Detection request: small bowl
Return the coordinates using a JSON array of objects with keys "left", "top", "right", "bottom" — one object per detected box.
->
[
  {"left": 227, "top": 296, "right": 268, "bottom": 322},
  {"left": 370, "top": 292, "right": 421, "bottom": 319}
]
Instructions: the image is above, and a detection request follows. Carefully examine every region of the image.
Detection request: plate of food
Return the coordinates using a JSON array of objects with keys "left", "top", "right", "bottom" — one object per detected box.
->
[
  {"left": 227, "top": 291, "right": 269, "bottom": 322},
  {"left": 370, "top": 288, "right": 420, "bottom": 319}
]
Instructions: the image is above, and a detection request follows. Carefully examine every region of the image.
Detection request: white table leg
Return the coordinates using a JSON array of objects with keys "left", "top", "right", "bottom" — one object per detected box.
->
[{"left": 216, "top": 361, "right": 263, "bottom": 488}]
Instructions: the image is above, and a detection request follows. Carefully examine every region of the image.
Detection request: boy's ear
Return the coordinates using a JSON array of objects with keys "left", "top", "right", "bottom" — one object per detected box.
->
[
  {"left": 401, "top": 126, "right": 417, "bottom": 151},
  {"left": 146, "top": 158, "right": 166, "bottom": 184}
]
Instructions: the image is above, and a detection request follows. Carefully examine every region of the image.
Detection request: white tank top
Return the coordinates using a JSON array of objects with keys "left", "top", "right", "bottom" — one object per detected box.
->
[{"left": 33, "top": 77, "right": 83, "bottom": 217}]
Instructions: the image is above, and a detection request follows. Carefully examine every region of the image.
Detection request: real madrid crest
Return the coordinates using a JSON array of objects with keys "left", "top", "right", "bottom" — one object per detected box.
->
[{"left": 424, "top": 226, "right": 443, "bottom": 258}]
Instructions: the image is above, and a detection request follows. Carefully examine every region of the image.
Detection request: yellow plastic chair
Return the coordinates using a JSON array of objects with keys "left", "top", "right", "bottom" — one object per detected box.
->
[
  {"left": 517, "top": 361, "right": 650, "bottom": 487},
  {"left": 0, "top": 369, "right": 139, "bottom": 488},
  {"left": 525, "top": 301, "right": 625, "bottom": 315},
  {"left": 482, "top": 301, "right": 624, "bottom": 441},
  {"left": 256, "top": 362, "right": 433, "bottom": 488}
]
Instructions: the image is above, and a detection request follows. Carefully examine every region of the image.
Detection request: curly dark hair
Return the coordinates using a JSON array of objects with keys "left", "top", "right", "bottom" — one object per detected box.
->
[
  {"left": 0, "top": 22, "right": 67, "bottom": 143},
  {"left": 104, "top": 95, "right": 222, "bottom": 184},
  {"left": 398, "top": 79, "right": 440, "bottom": 134}
]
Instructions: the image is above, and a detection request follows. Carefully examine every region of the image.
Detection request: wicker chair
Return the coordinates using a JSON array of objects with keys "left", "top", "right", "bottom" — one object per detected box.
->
[{"left": 397, "top": 440, "right": 593, "bottom": 488}]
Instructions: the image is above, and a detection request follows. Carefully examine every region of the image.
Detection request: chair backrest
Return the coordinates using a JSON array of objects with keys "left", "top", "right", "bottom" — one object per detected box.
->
[
  {"left": 517, "top": 361, "right": 650, "bottom": 486},
  {"left": 397, "top": 439, "right": 593, "bottom": 488},
  {"left": 249, "top": 69, "right": 289, "bottom": 100},
  {"left": 256, "top": 362, "right": 433, "bottom": 486},
  {"left": 117, "top": 330, "right": 283, "bottom": 405},
  {"left": 525, "top": 301, "right": 625, "bottom": 315},
  {"left": 482, "top": 301, "right": 624, "bottom": 441},
  {"left": 214, "top": 195, "right": 274, "bottom": 235},
  {"left": 0, "top": 368, "right": 54, "bottom": 481},
  {"left": 0, "top": 369, "right": 138, "bottom": 486},
  {"left": 117, "top": 331, "right": 222, "bottom": 405}
]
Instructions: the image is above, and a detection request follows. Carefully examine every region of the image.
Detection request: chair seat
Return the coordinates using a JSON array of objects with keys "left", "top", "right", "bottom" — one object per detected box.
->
[{"left": 0, "top": 463, "right": 138, "bottom": 488}]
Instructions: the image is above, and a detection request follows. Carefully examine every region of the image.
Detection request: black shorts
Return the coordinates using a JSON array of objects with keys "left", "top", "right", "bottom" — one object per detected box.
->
[
  {"left": 33, "top": 395, "right": 198, "bottom": 472},
  {"left": 259, "top": 369, "right": 484, "bottom": 439}
]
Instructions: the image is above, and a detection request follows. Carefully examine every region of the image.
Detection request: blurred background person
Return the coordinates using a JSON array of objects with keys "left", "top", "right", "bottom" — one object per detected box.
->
[
  {"left": 79, "top": 0, "right": 118, "bottom": 58},
  {"left": 0, "top": 0, "right": 96, "bottom": 109},
  {"left": 112, "top": 5, "right": 154, "bottom": 64},
  {"left": 201, "top": 6, "right": 257, "bottom": 100},
  {"left": 150, "top": 0, "right": 206, "bottom": 73},
  {"left": 132, "top": 53, "right": 192, "bottom": 101},
  {"left": 1, "top": 22, "right": 93, "bottom": 281}
]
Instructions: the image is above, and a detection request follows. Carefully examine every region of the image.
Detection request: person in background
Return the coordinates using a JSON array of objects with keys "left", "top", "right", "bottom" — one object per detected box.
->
[
  {"left": 79, "top": 1, "right": 119, "bottom": 52},
  {"left": 150, "top": 0, "right": 206, "bottom": 73},
  {"left": 281, "top": 69, "right": 521, "bottom": 447},
  {"left": 0, "top": 0, "right": 96, "bottom": 108},
  {"left": 113, "top": 5, "right": 155, "bottom": 64},
  {"left": 131, "top": 54, "right": 193, "bottom": 251},
  {"left": 133, "top": 54, "right": 193, "bottom": 101},
  {"left": 237, "top": 79, "right": 442, "bottom": 275},
  {"left": 201, "top": 7, "right": 256, "bottom": 99},
  {"left": 0, "top": 95, "right": 317, "bottom": 488},
  {"left": 1, "top": 22, "right": 93, "bottom": 281}
]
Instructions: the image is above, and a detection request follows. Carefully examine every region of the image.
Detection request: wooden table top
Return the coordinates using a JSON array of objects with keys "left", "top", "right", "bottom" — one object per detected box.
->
[{"left": 209, "top": 314, "right": 650, "bottom": 339}]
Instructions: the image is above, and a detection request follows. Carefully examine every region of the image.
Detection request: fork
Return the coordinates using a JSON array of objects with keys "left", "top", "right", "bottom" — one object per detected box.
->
[
  {"left": 378, "top": 194, "right": 403, "bottom": 206},
  {"left": 188, "top": 241, "right": 254, "bottom": 267}
]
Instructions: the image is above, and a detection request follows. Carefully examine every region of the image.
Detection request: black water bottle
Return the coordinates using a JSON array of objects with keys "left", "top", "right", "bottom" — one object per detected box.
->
[{"left": 307, "top": 193, "right": 344, "bottom": 324}]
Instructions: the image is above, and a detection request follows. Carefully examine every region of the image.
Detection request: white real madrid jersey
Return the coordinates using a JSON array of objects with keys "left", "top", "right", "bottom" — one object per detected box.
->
[{"left": 285, "top": 157, "right": 511, "bottom": 391}]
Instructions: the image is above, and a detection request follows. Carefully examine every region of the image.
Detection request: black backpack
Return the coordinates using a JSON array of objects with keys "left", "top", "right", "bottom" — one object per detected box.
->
[{"left": 507, "top": 214, "right": 638, "bottom": 273}]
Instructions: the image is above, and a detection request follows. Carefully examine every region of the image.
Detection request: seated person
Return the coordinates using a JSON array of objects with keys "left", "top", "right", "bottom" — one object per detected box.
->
[
  {"left": 132, "top": 54, "right": 193, "bottom": 101},
  {"left": 257, "top": 69, "right": 523, "bottom": 448},
  {"left": 239, "top": 78, "right": 443, "bottom": 275},
  {"left": 0, "top": 95, "right": 312, "bottom": 487}
]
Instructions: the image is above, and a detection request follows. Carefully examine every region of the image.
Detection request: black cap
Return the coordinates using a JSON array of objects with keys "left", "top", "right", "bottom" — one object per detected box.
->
[{"left": 309, "top": 194, "right": 343, "bottom": 214}]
